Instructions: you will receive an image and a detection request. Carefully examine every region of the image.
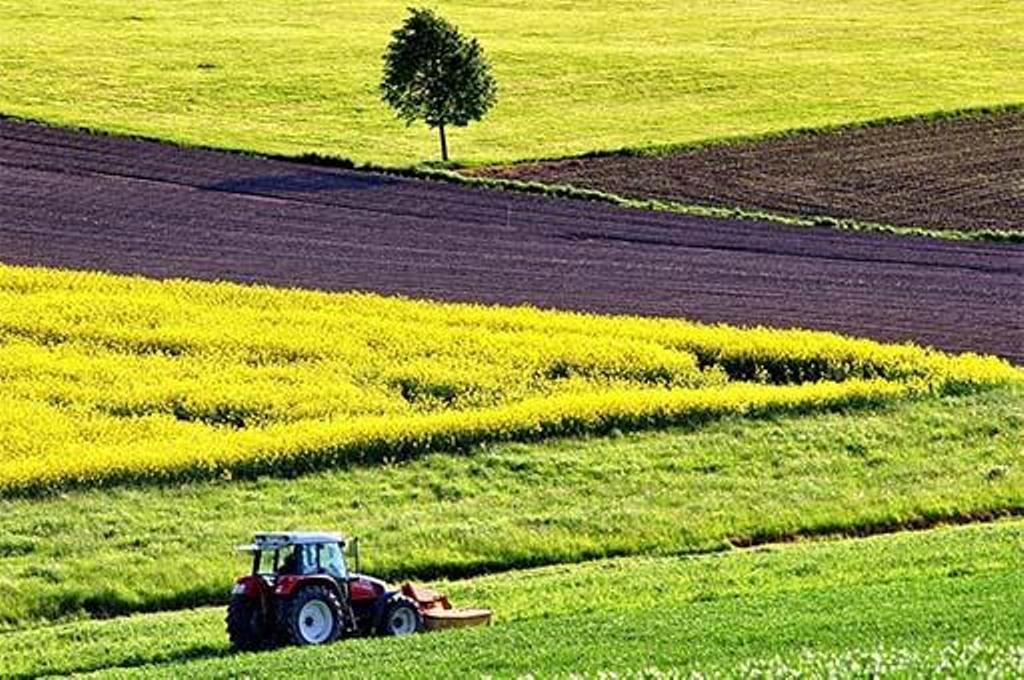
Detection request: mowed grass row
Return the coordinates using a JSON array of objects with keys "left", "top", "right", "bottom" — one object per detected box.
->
[
  {"left": 2, "top": 264, "right": 1013, "bottom": 494},
  {"left": 0, "top": 384, "right": 1020, "bottom": 628},
  {"left": 2, "top": 519, "right": 1022, "bottom": 678},
  {"left": 1, "top": 1, "right": 1022, "bottom": 164}
]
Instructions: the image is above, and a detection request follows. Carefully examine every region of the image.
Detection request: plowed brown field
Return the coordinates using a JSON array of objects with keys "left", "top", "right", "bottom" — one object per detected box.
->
[
  {"left": 1, "top": 118, "right": 1021, "bottom": 362},
  {"left": 479, "top": 112, "right": 1024, "bottom": 234}
]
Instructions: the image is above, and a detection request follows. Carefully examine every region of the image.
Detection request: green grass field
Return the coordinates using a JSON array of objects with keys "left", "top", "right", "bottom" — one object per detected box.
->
[
  {"left": 1, "top": 1, "right": 1022, "bottom": 164},
  {"left": 2, "top": 519, "right": 1021, "bottom": 677},
  {"left": 3, "top": 3, "right": 1023, "bottom": 673},
  {"left": 0, "top": 383, "right": 1019, "bottom": 630}
]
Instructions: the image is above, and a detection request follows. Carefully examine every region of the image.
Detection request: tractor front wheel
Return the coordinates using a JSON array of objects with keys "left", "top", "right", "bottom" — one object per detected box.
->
[
  {"left": 378, "top": 595, "right": 423, "bottom": 636},
  {"left": 282, "top": 585, "right": 344, "bottom": 646},
  {"left": 226, "top": 594, "right": 274, "bottom": 651}
]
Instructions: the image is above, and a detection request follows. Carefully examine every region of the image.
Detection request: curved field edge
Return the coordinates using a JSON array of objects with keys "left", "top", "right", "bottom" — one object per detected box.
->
[
  {"left": 8, "top": 104, "right": 1020, "bottom": 244},
  {"left": 2, "top": 1, "right": 1022, "bottom": 165},
  {"left": 296, "top": 106, "right": 1024, "bottom": 243},
  {"left": 0, "top": 383, "right": 1019, "bottom": 628},
  {"left": 0, "top": 379, "right": 913, "bottom": 495},
  {"left": 2, "top": 519, "right": 1022, "bottom": 678},
  {"left": 442, "top": 170, "right": 1024, "bottom": 244},
  {"left": 452, "top": 104, "right": 1024, "bottom": 243},
  {"left": 7, "top": 101, "right": 1018, "bottom": 169},
  {"left": 469, "top": 103, "right": 1024, "bottom": 165},
  {"left": 0, "top": 264, "right": 1016, "bottom": 495}
]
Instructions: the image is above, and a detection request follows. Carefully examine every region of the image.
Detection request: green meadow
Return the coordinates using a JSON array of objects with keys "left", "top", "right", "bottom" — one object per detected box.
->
[
  {"left": 1, "top": 0, "right": 1021, "bottom": 164},
  {"left": 2, "top": 519, "right": 1022, "bottom": 677},
  {"left": 2, "top": 2, "right": 1023, "bottom": 674}
]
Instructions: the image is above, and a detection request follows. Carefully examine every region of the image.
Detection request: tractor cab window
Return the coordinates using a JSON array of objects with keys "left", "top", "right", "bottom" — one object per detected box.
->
[
  {"left": 320, "top": 542, "right": 347, "bottom": 580},
  {"left": 298, "top": 545, "right": 318, "bottom": 574},
  {"left": 278, "top": 544, "right": 319, "bottom": 575},
  {"left": 254, "top": 549, "right": 278, "bottom": 576},
  {"left": 278, "top": 545, "right": 303, "bottom": 575},
  {"left": 271, "top": 542, "right": 345, "bottom": 577}
]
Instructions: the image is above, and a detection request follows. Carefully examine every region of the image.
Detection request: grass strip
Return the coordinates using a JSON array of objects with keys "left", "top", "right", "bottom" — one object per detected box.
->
[
  {"left": 1, "top": 519, "right": 1021, "bottom": 678},
  {"left": 0, "top": 384, "right": 1020, "bottom": 628},
  {"left": 439, "top": 171, "right": 1024, "bottom": 244}
]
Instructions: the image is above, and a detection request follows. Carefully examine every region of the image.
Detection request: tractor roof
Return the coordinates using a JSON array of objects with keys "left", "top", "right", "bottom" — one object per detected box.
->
[{"left": 238, "top": 531, "right": 345, "bottom": 552}]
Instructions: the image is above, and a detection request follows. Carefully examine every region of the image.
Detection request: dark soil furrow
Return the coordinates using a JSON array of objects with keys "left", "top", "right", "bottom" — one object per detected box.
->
[
  {"left": 479, "top": 111, "right": 1024, "bottom": 233},
  {"left": 1, "top": 118, "right": 1021, "bottom": 362}
]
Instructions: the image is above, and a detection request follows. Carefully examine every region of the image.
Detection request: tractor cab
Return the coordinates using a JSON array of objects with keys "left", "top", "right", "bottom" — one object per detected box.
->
[{"left": 243, "top": 532, "right": 349, "bottom": 583}]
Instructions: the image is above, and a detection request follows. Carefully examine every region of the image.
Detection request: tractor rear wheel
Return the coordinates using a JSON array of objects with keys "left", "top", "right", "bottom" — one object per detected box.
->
[
  {"left": 378, "top": 595, "right": 423, "bottom": 636},
  {"left": 226, "top": 594, "right": 274, "bottom": 651},
  {"left": 282, "top": 585, "right": 344, "bottom": 646}
]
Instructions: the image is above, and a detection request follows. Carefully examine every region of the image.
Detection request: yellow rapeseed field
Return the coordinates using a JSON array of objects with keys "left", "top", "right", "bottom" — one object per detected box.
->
[{"left": 0, "top": 264, "right": 1017, "bottom": 495}]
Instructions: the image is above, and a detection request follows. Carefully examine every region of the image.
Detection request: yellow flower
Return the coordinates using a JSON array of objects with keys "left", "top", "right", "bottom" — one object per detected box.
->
[{"left": 0, "top": 264, "right": 1017, "bottom": 494}]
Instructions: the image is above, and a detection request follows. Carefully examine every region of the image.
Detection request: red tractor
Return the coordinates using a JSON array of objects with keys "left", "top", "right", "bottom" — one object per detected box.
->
[{"left": 227, "top": 532, "right": 490, "bottom": 649}]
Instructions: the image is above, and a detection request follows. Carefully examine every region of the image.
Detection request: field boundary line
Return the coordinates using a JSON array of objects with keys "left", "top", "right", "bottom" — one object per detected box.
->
[
  {"left": 3, "top": 104, "right": 1022, "bottom": 244},
  {"left": 419, "top": 171, "right": 1024, "bottom": 244},
  {"left": 5, "top": 102, "right": 1021, "bottom": 168},
  {"left": 3, "top": 378, "right": 1013, "bottom": 499},
  {"left": 463, "top": 102, "right": 1024, "bottom": 164}
]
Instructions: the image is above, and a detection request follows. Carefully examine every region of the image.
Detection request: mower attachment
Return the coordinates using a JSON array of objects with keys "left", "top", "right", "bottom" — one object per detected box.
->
[{"left": 401, "top": 582, "right": 493, "bottom": 630}]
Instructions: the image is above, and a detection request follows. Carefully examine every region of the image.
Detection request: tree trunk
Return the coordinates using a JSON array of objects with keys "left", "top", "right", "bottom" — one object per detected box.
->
[{"left": 438, "top": 124, "right": 448, "bottom": 162}]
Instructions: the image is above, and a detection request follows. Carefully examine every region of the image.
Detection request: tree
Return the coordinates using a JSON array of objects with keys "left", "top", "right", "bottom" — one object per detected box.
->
[{"left": 381, "top": 7, "right": 497, "bottom": 162}]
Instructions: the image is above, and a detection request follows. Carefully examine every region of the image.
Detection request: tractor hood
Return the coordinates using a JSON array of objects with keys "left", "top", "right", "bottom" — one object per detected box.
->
[{"left": 349, "top": 573, "right": 388, "bottom": 602}]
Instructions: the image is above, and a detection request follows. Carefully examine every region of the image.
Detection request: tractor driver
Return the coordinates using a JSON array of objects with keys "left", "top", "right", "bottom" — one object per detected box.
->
[{"left": 278, "top": 546, "right": 300, "bottom": 575}]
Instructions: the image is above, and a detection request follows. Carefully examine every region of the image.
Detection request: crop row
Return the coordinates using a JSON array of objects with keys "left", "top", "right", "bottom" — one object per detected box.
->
[{"left": 0, "top": 264, "right": 1017, "bottom": 494}]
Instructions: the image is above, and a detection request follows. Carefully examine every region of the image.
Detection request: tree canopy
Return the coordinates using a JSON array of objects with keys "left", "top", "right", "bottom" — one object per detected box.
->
[{"left": 381, "top": 7, "right": 497, "bottom": 161}]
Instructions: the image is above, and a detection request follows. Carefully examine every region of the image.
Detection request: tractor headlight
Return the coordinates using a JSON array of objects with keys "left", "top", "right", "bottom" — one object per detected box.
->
[{"left": 232, "top": 583, "right": 246, "bottom": 595}]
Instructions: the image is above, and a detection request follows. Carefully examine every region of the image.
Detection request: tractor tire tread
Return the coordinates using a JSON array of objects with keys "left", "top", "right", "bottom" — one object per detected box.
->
[
  {"left": 226, "top": 594, "right": 274, "bottom": 651},
  {"left": 282, "top": 584, "right": 344, "bottom": 646}
]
